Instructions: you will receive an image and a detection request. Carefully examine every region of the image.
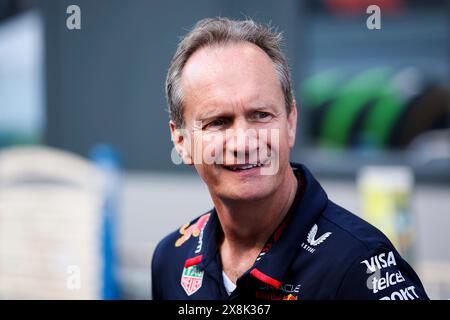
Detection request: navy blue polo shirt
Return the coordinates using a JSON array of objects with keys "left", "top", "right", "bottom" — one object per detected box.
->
[{"left": 151, "top": 163, "right": 429, "bottom": 300}]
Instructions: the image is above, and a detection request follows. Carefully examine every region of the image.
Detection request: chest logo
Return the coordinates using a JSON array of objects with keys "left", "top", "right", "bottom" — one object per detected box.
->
[
  {"left": 301, "top": 224, "right": 332, "bottom": 253},
  {"left": 175, "top": 213, "right": 210, "bottom": 248},
  {"left": 181, "top": 265, "right": 204, "bottom": 296}
]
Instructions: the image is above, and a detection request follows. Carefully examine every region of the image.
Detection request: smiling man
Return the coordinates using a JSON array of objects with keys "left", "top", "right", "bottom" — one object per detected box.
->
[{"left": 151, "top": 17, "right": 429, "bottom": 300}]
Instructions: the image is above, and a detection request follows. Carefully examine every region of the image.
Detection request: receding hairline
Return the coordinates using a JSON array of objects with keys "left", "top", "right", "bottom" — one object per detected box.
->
[{"left": 180, "top": 40, "right": 282, "bottom": 89}]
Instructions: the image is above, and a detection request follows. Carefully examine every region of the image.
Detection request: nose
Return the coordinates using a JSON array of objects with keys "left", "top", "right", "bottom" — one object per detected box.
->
[{"left": 224, "top": 118, "right": 259, "bottom": 164}]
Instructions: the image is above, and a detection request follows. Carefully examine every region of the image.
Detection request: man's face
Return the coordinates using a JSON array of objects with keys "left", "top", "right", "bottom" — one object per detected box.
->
[{"left": 171, "top": 42, "right": 297, "bottom": 202}]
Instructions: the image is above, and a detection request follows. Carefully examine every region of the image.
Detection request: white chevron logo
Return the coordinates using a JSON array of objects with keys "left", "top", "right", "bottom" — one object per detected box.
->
[{"left": 307, "top": 224, "right": 332, "bottom": 247}]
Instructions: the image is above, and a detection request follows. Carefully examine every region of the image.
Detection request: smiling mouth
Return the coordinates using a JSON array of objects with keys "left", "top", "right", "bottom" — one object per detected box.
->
[{"left": 221, "top": 161, "right": 267, "bottom": 172}]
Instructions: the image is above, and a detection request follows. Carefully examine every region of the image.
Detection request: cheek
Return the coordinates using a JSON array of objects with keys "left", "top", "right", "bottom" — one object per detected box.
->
[
  {"left": 264, "top": 124, "right": 290, "bottom": 154},
  {"left": 194, "top": 163, "right": 216, "bottom": 187},
  {"left": 201, "top": 133, "right": 225, "bottom": 165},
  {"left": 188, "top": 131, "right": 222, "bottom": 164},
  {"left": 280, "top": 122, "right": 293, "bottom": 150},
  {"left": 272, "top": 130, "right": 292, "bottom": 170}
]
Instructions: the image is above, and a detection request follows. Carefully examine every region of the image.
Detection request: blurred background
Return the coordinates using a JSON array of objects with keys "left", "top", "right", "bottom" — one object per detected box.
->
[{"left": 0, "top": 0, "right": 449, "bottom": 299}]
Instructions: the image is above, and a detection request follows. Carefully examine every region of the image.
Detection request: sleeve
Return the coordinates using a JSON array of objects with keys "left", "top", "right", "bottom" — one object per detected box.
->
[{"left": 335, "top": 247, "right": 429, "bottom": 300}]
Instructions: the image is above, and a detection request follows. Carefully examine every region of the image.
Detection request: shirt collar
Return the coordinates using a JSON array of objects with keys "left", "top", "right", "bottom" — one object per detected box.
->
[{"left": 248, "top": 163, "right": 329, "bottom": 288}]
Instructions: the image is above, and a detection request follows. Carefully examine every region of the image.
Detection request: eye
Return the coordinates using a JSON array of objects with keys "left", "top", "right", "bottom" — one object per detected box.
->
[
  {"left": 204, "top": 118, "right": 228, "bottom": 129},
  {"left": 252, "top": 111, "right": 271, "bottom": 121}
]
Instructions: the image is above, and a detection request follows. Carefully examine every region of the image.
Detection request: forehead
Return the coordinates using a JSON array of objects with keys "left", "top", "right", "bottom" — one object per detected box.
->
[{"left": 180, "top": 42, "right": 284, "bottom": 118}]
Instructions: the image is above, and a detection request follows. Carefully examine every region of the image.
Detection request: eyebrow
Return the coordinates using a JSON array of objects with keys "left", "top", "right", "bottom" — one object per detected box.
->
[
  {"left": 196, "top": 109, "right": 223, "bottom": 120},
  {"left": 195, "top": 103, "right": 278, "bottom": 121}
]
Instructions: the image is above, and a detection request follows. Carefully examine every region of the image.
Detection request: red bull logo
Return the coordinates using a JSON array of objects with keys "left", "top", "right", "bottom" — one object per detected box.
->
[
  {"left": 255, "top": 282, "right": 301, "bottom": 300},
  {"left": 255, "top": 291, "right": 299, "bottom": 300},
  {"left": 175, "top": 213, "right": 211, "bottom": 247}
]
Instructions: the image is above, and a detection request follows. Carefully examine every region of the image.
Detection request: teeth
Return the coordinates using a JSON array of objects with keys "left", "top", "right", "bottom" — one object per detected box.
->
[{"left": 225, "top": 163, "right": 263, "bottom": 171}]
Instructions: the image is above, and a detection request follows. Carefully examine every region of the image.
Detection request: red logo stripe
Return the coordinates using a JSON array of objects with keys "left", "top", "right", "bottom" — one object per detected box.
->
[
  {"left": 250, "top": 268, "right": 281, "bottom": 289},
  {"left": 184, "top": 255, "right": 203, "bottom": 268}
]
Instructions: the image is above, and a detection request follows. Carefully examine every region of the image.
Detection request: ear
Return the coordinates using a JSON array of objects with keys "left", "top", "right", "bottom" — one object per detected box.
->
[
  {"left": 169, "top": 121, "right": 193, "bottom": 165},
  {"left": 287, "top": 101, "right": 298, "bottom": 149}
]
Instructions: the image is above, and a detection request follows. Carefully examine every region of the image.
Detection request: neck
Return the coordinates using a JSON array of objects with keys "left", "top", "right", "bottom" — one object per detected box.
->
[{"left": 214, "top": 167, "right": 298, "bottom": 251}]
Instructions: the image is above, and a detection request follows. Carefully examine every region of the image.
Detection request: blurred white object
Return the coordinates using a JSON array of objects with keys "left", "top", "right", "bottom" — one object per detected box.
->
[
  {"left": 408, "top": 129, "right": 450, "bottom": 165},
  {"left": 390, "top": 67, "right": 424, "bottom": 102},
  {"left": 419, "top": 262, "right": 450, "bottom": 300},
  {"left": 0, "top": 146, "right": 104, "bottom": 299}
]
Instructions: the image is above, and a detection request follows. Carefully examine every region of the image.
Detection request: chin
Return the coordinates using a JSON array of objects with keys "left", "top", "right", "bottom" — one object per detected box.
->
[
  {"left": 218, "top": 183, "right": 275, "bottom": 202},
  {"left": 199, "top": 164, "right": 282, "bottom": 202}
]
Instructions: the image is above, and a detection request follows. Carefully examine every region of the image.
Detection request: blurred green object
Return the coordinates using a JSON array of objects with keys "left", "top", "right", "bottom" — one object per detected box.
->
[
  {"left": 300, "top": 67, "right": 450, "bottom": 150},
  {"left": 360, "top": 86, "right": 404, "bottom": 148},
  {"left": 300, "top": 68, "right": 344, "bottom": 108},
  {"left": 319, "top": 68, "right": 392, "bottom": 148}
]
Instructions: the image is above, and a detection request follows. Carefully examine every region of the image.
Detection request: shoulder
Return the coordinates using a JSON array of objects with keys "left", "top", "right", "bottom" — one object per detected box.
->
[
  {"left": 302, "top": 200, "right": 395, "bottom": 270},
  {"left": 151, "top": 228, "right": 181, "bottom": 271},
  {"left": 314, "top": 202, "right": 428, "bottom": 299},
  {"left": 152, "top": 211, "right": 212, "bottom": 269},
  {"left": 151, "top": 211, "right": 212, "bottom": 299},
  {"left": 320, "top": 200, "right": 395, "bottom": 252},
  {"left": 295, "top": 162, "right": 396, "bottom": 259}
]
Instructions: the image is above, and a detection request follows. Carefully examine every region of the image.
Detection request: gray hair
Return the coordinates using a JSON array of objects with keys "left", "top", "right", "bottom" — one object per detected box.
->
[{"left": 166, "top": 17, "right": 294, "bottom": 128}]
